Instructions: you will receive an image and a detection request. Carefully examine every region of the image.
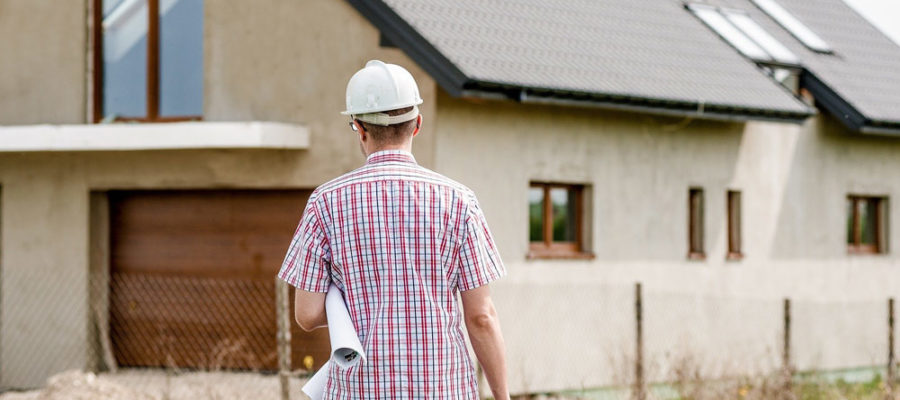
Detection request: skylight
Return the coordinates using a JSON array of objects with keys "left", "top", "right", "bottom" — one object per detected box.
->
[
  {"left": 751, "top": 0, "right": 832, "bottom": 53},
  {"left": 688, "top": 4, "right": 801, "bottom": 66},
  {"left": 724, "top": 11, "right": 800, "bottom": 65},
  {"left": 688, "top": 4, "right": 771, "bottom": 62}
]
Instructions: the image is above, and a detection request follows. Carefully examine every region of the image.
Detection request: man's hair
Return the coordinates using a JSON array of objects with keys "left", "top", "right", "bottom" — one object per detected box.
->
[{"left": 358, "top": 106, "right": 417, "bottom": 145}]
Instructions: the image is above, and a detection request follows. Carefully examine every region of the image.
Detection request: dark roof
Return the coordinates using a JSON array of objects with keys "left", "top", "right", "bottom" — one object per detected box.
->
[
  {"left": 348, "top": 0, "right": 900, "bottom": 131},
  {"left": 698, "top": 0, "right": 900, "bottom": 134},
  {"left": 348, "top": 0, "right": 812, "bottom": 123},
  {"left": 760, "top": 0, "right": 900, "bottom": 134}
]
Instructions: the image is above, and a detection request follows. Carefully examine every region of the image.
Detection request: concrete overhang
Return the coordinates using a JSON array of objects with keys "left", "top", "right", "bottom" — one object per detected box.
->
[{"left": 0, "top": 121, "right": 310, "bottom": 152}]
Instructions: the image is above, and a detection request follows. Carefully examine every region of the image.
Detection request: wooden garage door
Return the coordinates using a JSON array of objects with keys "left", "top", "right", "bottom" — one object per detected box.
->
[{"left": 109, "top": 190, "right": 330, "bottom": 371}]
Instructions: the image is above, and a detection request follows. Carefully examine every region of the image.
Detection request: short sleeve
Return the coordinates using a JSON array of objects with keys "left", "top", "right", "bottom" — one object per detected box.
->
[
  {"left": 278, "top": 199, "right": 332, "bottom": 293},
  {"left": 456, "top": 195, "right": 506, "bottom": 291}
]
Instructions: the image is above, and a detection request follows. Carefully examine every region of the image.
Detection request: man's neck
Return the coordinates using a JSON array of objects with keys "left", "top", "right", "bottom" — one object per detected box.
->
[{"left": 365, "top": 143, "right": 412, "bottom": 158}]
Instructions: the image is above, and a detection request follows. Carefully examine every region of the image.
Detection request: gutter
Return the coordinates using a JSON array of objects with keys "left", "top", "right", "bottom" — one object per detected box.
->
[{"left": 463, "top": 83, "right": 812, "bottom": 124}]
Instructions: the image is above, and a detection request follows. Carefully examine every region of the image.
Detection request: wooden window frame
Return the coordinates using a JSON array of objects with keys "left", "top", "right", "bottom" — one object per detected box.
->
[
  {"left": 527, "top": 182, "right": 592, "bottom": 259},
  {"left": 847, "top": 195, "right": 888, "bottom": 255},
  {"left": 727, "top": 190, "right": 743, "bottom": 260},
  {"left": 91, "top": 0, "right": 203, "bottom": 123},
  {"left": 688, "top": 187, "right": 705, "bottom": 260}
]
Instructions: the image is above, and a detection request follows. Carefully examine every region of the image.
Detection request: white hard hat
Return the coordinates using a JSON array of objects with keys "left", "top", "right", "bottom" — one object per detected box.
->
[{"left": 341, "top": 60, "right": 423, "bottom": 126}]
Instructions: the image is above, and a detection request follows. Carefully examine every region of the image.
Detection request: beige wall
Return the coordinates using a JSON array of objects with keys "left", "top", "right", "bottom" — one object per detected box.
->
[
  {"left": 203, "top": 0, "right": 437, "bottom": 171},
  {"left": 433, "top": 92, "right": 900, "bottom": 393},
  {"left": 0, "top": 0, "right": 87, "bottom": 124},
  {"left": 0, "top": 0, "right": 438, "bottom": 388}
]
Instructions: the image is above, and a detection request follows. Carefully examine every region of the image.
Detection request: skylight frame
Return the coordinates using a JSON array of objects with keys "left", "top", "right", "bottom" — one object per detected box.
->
[{"left": 751, "top": 0, "right": 833, "bottom": 53}]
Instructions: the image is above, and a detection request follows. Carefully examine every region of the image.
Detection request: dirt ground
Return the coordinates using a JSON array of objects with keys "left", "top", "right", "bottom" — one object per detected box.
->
[{"left": 0, "top": 370, "right": 312, "bottom": 400}]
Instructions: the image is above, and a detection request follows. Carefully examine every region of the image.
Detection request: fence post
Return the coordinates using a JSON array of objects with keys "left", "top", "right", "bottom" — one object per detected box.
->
[
  {"left": 782, "top": 298, "right": 792, "bottom": 398},
  {"left": 634, "top": 282, "right": 645, "bottom": 400},
  {"left": 888, "top": 297, "right": 895, "bottom": 399},
  {"left": 276, "top": 278, "right": 292, "bottom": 400}
]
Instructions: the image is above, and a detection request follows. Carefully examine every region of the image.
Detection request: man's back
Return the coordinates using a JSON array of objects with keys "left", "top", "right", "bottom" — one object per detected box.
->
[{"left": 279, "top": 150, "right": 505, "bottom": 399}]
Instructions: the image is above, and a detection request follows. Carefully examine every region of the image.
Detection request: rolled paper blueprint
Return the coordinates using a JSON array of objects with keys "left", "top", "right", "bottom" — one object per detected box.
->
[
  {"left": 301, "top": 284, "right": 366, "bottom": 400},
  {"left": 324, "top": 284, "right": 366, "bottom": 368},
  {"left": 302, "top": 361, "right": 330, "bottom": 400}
]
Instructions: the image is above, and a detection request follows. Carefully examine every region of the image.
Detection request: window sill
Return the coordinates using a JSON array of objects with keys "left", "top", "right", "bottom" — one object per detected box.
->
[
  {"left": 847, "top": 249, "right": 886, "bottom": 256},
  {"left": 687, "top": 252, "right": 706, "bottom": 261},
  {"left": 726, "top": 252, "right": 744, "bottom": 261},
  {"left": 526, "top": 250, "right": 595, "bottom": 260},
  {"left": 104, "top": 116, "right": 203, "bottom": 123},
  {"left": 0, "top": 121, "right": 310, "bottom": 152}
]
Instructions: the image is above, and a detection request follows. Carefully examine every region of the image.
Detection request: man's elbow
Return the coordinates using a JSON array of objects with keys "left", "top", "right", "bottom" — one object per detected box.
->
[
  {"left": 294, "top": 309, "right": 321, "bottom": 332},
  {"left": 466, "top": 307, "right": 499, "bottom": 332}
]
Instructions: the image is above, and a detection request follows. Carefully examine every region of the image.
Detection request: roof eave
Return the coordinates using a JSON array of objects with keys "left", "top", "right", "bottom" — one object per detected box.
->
[
  {"left": 345, "top": 0, "right": 468, "bottom": 96},
  {"left": 859, "top": 123, "right": 900, "bottom": 136}
]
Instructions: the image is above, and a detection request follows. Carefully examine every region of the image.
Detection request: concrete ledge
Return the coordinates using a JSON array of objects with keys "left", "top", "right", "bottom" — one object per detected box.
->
[{"left": 0, "top": 121, "right": 310, "bottom": 151}]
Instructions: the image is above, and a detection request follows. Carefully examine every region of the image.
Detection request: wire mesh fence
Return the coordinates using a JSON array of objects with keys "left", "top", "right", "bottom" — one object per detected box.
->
[
  {"left": 0, "top": 274, "right": 316, "bottom": 400},
  {"left": 500, "top": 283, "right": 897, "bottom": 400},
  {"left": 0, "top": 278, "right": 896, "bottom": 400}
]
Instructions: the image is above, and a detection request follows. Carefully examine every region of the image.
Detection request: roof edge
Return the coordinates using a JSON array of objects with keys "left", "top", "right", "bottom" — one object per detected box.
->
[
  {"left": 801, "top": 70, "right": 866, "bottom": 131},
  {"left": 345, "top": 0, "right": 469, "bottom": 96},
  {"left": 801, "top": 70, "right": 900, "bottom": 136}
]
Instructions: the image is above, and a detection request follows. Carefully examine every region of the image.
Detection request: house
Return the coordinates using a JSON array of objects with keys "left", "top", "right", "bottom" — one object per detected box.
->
[{"left": 0, "top": 0, "right": 898, "bottom": 394}]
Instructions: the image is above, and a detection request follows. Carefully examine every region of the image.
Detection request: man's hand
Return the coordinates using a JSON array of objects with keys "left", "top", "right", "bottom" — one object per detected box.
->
[
  {"left": 294, "top": 289, "right": 327, "bottom": 331},
  {"left": 461, "top": 285, "right": 509, "bottom": 400}
]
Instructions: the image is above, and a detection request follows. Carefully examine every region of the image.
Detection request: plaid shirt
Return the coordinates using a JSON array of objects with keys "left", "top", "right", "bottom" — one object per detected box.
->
[{"left": 278, "top": 150, "right": 505, "bottom": 399}]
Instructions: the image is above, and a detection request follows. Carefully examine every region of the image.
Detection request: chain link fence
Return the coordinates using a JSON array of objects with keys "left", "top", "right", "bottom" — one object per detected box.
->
[
  {"left": 503, "top": 283, "right": 897, "bottom": 400},
  {"left": 0, "top": 273, "right": 317, "bottom": 400}
]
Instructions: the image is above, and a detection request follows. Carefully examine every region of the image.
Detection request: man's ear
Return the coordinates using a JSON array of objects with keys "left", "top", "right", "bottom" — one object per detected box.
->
[
  {"left": 412, "top": 115, "right": 423, "bottom": 137},
  {"left": 354, "top": 121, "right": 367, "bottom": 142}
]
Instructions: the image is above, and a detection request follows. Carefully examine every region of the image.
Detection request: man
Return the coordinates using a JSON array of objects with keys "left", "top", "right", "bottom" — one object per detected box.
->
[{"left": 278, "top": 60, "right": 509, "bottom": 399}]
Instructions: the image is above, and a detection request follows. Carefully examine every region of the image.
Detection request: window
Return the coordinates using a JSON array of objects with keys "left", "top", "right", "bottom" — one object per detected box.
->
[
  {"left": 528, "top": 183, "right": 588, "bottom": 258},
  {"left": 727, "top": 190, "right": 742, "bottom": 259},
  {"left": 688, "top": 188, "right": 705, "bottom": 259},
  {"left": 687, "top": 4, "right": 800, "bottom": 66},
  {"left": 847, "top": 196, "right": 888, "bottom": 254},
  {"left": 93, "top": 0, "right": 204, "bottom": 122},
  {"left": 751, "top": 0, "right": 832, "bottom": 53},
  {"left": 724, "top": 12, "right": 799, "bottom": 65},
  {"left": 688, "top": 4, "right": 771, "bottom": 62}
]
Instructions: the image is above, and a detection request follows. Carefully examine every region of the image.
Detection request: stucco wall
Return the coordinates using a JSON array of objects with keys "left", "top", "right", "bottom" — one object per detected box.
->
[
  {"left": 433, "top": 92, "right": 900, "bottom": 393},
  {"left": 203, "top": 0, "right": 437, "bottom": 171},
  {"left": 0, "top": 0, "right": 87, "bottom": 124},
  {"left": 0, "top": 0, "right": 437, "bottom": 389}
]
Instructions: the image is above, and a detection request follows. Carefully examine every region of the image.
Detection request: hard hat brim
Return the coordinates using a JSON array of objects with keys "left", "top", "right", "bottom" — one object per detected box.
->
[{"left": 340, "top": 98, "right": 424, "bottom": 116}]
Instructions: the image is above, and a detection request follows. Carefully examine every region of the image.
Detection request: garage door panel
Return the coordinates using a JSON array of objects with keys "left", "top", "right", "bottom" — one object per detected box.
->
[
  {"left": 112, "top": 235, "right": 290, "bottom": 277},
  {"left": 109, "top": 190, "right": 330, "bottom": 371}
]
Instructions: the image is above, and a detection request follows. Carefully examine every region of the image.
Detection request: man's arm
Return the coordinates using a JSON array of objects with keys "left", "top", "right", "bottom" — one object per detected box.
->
[
  {"left": 461, "top": 285, "right": 509, "bottom": 400},
  {"left": 294, "top": 289, "right": 327, "bottom": 331}
]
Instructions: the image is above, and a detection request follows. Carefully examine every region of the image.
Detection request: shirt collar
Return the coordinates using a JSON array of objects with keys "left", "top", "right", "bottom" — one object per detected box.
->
[{"left": 365, "top": 149, "right": 417, "bottom": 165}]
